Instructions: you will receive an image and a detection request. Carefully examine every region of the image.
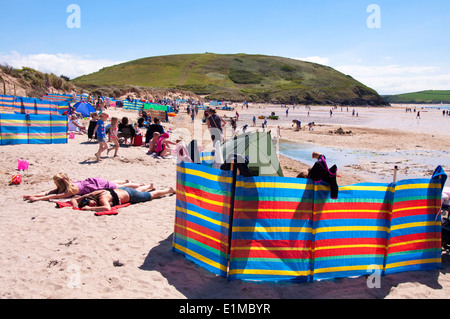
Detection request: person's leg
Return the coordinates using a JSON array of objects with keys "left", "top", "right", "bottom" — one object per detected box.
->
[
  {"left": 149, "top": 187, "right": 176, "bottom": 200},
  {"left": 136, "top": 184, "right": 155, "bottom": 192}
]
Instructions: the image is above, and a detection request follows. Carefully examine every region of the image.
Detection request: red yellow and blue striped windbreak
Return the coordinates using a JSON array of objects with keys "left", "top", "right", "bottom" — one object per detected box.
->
[{"left": 173, "top": 160, "right": 446, "bottom": 282}]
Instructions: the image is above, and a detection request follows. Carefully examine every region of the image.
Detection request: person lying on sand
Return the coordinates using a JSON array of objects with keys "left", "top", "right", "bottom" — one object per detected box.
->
[
  {"left": 23, "top": 173, "right": 145, "bottom": 202},
  {"left": 71, "top": 184, "right": 176, "bottom": 212}
]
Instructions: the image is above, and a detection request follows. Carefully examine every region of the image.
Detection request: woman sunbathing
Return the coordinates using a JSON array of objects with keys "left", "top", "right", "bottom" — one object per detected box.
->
[
  {"left": 23, "top": 173, "right": 145, "bottom": 202},
  {"left": 70, "top": 184, "right": 176, "bottom": 212}
]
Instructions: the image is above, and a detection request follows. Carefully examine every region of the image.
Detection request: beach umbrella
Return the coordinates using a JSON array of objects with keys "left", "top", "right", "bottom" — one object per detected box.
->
[{"left": 74, "top": 102, "right": 96, "bottom": 118}]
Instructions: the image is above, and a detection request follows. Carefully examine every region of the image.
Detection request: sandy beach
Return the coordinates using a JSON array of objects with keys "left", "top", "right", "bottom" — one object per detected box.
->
[{"left": 1, "top": 103, "right": 450, "bottom": 299}]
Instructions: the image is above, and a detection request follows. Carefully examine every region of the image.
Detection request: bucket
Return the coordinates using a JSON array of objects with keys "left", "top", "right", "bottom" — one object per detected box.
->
[
  {"left": 69, "top": 132, "right": 75, "bottom": 139},
  {"left": 134, "top": 135, "right": 143, "bottom": 146},
  {"left": 17, "top": 159, "right": 29, "bottom": 171}
]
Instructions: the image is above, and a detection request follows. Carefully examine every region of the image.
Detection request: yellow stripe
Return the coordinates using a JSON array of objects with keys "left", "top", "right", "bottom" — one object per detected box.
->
[
  {"left": 388, "top": 238, "right": 440, "bottom": 248},
  {"left": 234, "top": 208, "right": 312, "bottom": 214},
  {"left": 231, "top": 246, "right": 311, "bottom": 252},
  {"left": 314, "top": 209, "right": 391, "bottom": 215},
  {"left": 385, "top": 258, "right": 441, "bottom": 269},
  {"left": 234, "top": 226, "right": 313, "bottom": 233},
  {"left": 339, "top": 185, "right": 395, "bottom": 192},
  {"left": 314, "top": 244, "right": 386, "bottom": 251},
  {"left": 392, "top": 206, "right": 441, "bottom": 213},
  {"left": 173, "top": 242, "right": 228, "bottom": 272},
  {"left": 236, "top": 181, "right": 314, "bottom": 190},
  {"left": 396, "top": 183, "right": 441, "bottom": 190},
  {"left": 177, "top": 189, "right": 230, "bottom": 208},
  {"left": 229, "top": 268, "right": 312, "bottom": 276},
  {"left": 176, "top": 206, "right": 229, "bottom": 228},
  {"left": 314, "top": 264, "right": 373, "bottom": 274},
  {"left": 314, "top": 226, "right": 389, "bottom": 234},
  {"left": 174, "top": 223, "right": 226, "bottom": 245},
  {"left": 177, "top": 165, "right": 233, "bottom": 183},
  {"left": 390, "top": 221, "right": 440, "bottom": 232}
]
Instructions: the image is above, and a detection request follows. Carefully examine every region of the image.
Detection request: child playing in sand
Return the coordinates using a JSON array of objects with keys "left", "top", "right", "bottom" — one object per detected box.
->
[
  {"left": 94, "top": 113, "right": 109, "bottom": 161},
  {"left": 107, "top": 117, "right": 119, "bottom": 157}
]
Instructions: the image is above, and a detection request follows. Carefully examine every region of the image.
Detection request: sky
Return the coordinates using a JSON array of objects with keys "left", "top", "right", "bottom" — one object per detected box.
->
[{"left": 1, "top": 0, "right": 449, "bottom": 95}]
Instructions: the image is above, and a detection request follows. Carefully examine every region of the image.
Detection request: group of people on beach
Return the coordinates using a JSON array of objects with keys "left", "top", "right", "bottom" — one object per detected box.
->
[{"left": 23, "top": 173, "right": 175, "bottom": 212}]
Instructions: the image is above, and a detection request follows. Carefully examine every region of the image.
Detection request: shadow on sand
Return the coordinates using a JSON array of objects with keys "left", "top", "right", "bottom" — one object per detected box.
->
[{"left": 139, "top": 234, "right": 450, "bottom": 299}]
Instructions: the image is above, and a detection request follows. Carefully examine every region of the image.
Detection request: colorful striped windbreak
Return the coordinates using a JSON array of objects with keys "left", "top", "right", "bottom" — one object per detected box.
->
[
  {"left": 0, "top": 95, "right": 69, "bottom": 115},
  {"left": 173, "top": 160, "right": 447, "bottom": 282},
  {"left": 0, "top": 113, "right": 68, "bottom": 145}
]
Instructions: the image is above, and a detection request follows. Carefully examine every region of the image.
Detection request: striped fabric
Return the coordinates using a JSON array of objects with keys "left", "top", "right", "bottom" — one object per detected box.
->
[
  {"left": 200, "top": 151, "right": 215, "bottom": 167},
  {"left": 146, "top": 109, "right": 168, "bottom": 122},
  {"left": 123, "top": 100, "right": 144, "bottom": 111},
  {"left": 13, "top": 97, "right": 60, "bottom": 115},
  {"left": 312, "top": 182, "right": 394, "bottom": 280},
  {"left": 173, "top": 161, "right": 447, "bottom": 282},
  {"left": 173, "top": 162, "right": 234, "bottom": 277},
  {"left": 0, "top": 113, "right": 67, "bottom": 145},
  {"left": 229, "top": 176, "right": 314, "bottom": 282},
  {"left": 0, "top": 95, "right": 14, "bottom": 113},
  {"left": 41, "top": 94, "right": 73, "bottom": 103},
  {"left": 385, "top": 166, "right": 446, "bottom": 274}
]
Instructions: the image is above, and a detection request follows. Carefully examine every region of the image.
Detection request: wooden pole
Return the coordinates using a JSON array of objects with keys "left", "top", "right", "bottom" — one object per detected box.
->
[{"left": 393, "top": 165, "right": 398, "bottom": 184}]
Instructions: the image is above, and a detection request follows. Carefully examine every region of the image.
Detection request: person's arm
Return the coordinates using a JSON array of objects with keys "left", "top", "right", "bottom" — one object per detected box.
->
[
  {"left": 28, "top": 191, "right": 76, "bottom": 202},
  {"left": 81, "top": 195, "right": 111, "bottom": 212}
]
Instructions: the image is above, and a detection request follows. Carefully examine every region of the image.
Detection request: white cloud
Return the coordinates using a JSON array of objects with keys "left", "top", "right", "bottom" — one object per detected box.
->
[
  {"left": 333, "top": 64, "right": 450, "bottom": 95},
  {"left": 0, "top": 51, "right": 124, "bottom": 79},
  {"left": 292, "top": 56, "right": 330, "bottom": 66}
]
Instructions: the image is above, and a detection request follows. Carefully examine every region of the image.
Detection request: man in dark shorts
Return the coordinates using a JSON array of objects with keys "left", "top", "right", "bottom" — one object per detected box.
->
[{"left": 206, "top": 108, "right": 226, "bottom": 144}]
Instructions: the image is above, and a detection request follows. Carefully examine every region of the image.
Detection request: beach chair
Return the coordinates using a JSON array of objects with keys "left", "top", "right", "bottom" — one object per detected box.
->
[{"left": 118, "top": 127, "right": 133, "bottom": 145}]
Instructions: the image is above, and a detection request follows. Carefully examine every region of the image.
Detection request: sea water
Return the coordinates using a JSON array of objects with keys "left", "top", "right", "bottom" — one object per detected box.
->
[{"left": 278, "top": 140, "right": 450, "bottom": 183}]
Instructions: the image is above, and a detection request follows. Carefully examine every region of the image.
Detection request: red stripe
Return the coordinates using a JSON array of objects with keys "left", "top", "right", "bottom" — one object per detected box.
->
[
  {"left": 232, "top": 248, "right": 311, "bottom": 260},
  {"left": 387, "top": 232, "right": 441, "bottom": 253},
  {"left": 315, "top": 247, "right": 386, "bottom": 258},
  {"left": 174, "top": 219, "right": 227, "bottom": 251},
  {"left": 177, "top": 184, "right": 231, "bottom": 215}
]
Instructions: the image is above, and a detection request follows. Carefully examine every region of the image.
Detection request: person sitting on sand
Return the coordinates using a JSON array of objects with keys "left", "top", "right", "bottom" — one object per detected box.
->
[
  {"left": 155, "top": 132, "right": 177, "bottom": 157},
  {"left": 71, "top": 184, "right": 176, "bottom": 212},
  {"left": 23, "top": 173, "right": 145, "bottom": 202},
  {"left": 145, "top": 118, "right": 165, "bottom": 145},
  {"left": 68, "top": 114, "right": 87, "bottom": 134},
  {"left": 147, "top": 132, "right": 161, "bottom": 154}
]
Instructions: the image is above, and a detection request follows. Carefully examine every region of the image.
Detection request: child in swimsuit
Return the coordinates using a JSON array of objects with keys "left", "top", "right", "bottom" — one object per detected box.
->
[{"left": 107, "top": 117, "right": 119, "bottom": 157}]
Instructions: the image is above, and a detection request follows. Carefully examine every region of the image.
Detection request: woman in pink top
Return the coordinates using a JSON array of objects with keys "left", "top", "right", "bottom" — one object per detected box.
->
[{"left": 23, "top": 173, "right": 144, "bottom": 202}]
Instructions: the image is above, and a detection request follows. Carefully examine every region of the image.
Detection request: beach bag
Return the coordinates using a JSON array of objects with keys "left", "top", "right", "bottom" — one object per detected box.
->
[{"left": 10, "top": 174, "right": 22, "bottom": 185}]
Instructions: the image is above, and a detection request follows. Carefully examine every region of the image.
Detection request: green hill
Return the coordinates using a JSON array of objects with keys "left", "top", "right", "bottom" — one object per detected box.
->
[
  {"left": 383, "top": 90, "right": 450, "bottom": 104},
  {"left": 73, "top": 53, "right": 386, "bottom": 106}
]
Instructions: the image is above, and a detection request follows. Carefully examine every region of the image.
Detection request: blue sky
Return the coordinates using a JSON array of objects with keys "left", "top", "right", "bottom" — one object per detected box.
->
[{"left": 1, "top": 0, "right": 449, "bottom": 95}]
